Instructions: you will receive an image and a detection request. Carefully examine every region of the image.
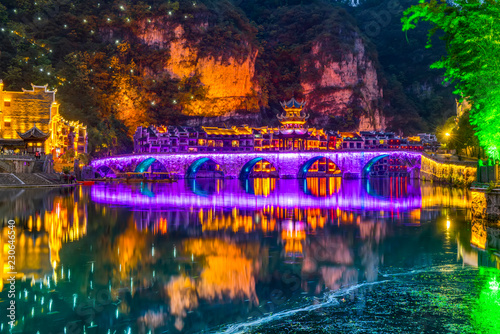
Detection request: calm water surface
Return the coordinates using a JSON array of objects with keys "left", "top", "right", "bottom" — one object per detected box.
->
[{"left": 0, "top": 178, "right": 499, "bottom": 334}]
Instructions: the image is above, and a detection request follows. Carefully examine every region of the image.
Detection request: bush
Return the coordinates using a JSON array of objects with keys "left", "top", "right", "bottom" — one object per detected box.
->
[{"left": 62, "top": 166, "right": 73, "bottom": 174}]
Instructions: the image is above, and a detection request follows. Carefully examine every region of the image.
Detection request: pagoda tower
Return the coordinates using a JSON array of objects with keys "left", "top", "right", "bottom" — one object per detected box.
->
[{"left": 276, "top": 98, "right": 310, "bottom": 150}]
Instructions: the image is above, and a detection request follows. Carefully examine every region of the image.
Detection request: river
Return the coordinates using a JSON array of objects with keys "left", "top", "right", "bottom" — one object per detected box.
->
[{"left": 0, "top": 178, "right": 499, "bottom": 333}]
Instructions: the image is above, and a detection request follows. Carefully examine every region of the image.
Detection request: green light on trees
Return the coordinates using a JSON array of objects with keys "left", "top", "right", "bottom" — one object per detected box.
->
[{"left": 402, "top": 0, "right": 500, "bottom": 160}]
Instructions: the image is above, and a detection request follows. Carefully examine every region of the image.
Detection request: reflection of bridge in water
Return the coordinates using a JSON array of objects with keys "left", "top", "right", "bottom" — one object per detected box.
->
[
  {"left": 90, "top": 178, "right": 425, "bottom": 211},
  {"left": 91, "top": 178, "right": 470, "bottom": 213}
]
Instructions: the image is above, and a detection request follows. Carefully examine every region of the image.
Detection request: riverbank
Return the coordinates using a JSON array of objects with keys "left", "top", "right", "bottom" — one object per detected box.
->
[
  {"left": 420, "top": 153, "right": 477, "bottom": 186},
  {"left": 0, "top": 173, "right": 75, "bottom": 187}
]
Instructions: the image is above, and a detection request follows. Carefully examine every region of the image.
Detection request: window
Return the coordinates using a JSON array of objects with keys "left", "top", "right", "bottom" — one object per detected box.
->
[
  {"left": 4, "top": 100, "right": 10, "bottom": 107},
  {"left": 4, "top": 118, "right": 11, "bottom": 127},
  {"left": 232, "top": 140, "right": 239, "bottom": 147}
]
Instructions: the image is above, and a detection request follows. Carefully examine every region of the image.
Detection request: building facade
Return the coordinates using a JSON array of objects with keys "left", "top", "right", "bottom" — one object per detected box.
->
[
  {"left": 134, "top": 98, "right": 423, "bottom": 155},
  {"left": 0, "top": 80, "right": 87, "bottom": 155}
]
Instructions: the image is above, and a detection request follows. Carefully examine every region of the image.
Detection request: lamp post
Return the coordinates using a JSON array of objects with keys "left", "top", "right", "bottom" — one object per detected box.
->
[{"left": 445, "top": 132, "right": 451, "bottom": 155}]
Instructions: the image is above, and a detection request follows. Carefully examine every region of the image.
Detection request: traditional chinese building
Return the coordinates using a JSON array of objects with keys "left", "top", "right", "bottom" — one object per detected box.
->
[
  {"left": 276, "top": 98, "right": 310, "bottom": 151},
  {"left": 133, "top": 97, "right": 422, "bottom": 154},
  {"left": 0, "top": 80, "right": 87, "bottom": 155}
]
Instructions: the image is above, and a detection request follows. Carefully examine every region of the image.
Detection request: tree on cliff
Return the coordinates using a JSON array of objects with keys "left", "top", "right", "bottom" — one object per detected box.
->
[{"left": 402, "top": 0, "right": 500, "bottom": 159}]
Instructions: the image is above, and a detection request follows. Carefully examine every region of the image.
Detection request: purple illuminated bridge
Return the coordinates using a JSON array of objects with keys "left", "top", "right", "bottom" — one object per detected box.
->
[{"left": 90, "top": 150, "right": 422, "bottom": 179}]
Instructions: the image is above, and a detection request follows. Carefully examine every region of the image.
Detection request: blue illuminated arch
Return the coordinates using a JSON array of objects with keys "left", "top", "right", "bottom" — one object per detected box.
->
[
  {"left": 135, "top": 157, "right": 157, "bottom": 173},
  {"left": 298, "top": 156, "right": 339, "bottom": 178},
  {"left": 140, "top": 183, "right": 155, "bottom": 198},
  {"left": 186, "top": 158, "right": 221, "bottom": 179},
  {"left": 362, "top": 154, "right": 389, "bottom": 179},
  {"left": 239, "top": 157, "right": 264, "bottom": 179}
]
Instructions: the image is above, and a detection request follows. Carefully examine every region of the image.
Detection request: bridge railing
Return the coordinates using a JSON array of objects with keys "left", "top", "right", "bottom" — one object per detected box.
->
[{"left": 97, "top": 148, "right": 426, "bottom": 159}]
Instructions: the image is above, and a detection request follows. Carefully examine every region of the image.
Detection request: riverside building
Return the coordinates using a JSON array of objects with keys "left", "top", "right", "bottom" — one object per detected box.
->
[
  {"left": 134, "top": 98, "right": 423, "bottom": 154},
  {"left": 0, "top": 80, "right": 87, "bottom": 155}
]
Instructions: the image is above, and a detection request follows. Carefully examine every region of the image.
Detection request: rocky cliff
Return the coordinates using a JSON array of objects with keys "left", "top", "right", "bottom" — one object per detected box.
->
[
  {"left": 135, "top": 18, "right": 261, "bottom": 117},
  {"left": 301, "top": 35, "right": 386, "bottom": 131}
]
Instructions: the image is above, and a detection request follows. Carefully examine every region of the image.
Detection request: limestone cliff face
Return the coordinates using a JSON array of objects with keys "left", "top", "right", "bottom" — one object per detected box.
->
[
  {"left": 301, "top": 36, "right": 386, "bottom": 131},
  {"left": 136, "top": 20, "right": 260, "bottom": 117}
]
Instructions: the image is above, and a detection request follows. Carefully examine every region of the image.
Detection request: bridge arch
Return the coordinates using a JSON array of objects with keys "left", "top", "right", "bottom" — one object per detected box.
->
[
  {"left": 186, "top": 157, "right": 223, "bottom": 179},
  {"left": 96, "top": 165, "right": 117, "bottom": 178},
  {"left": 239, "top": 157, "right": 278, "bottom": 179},
  {"left": 298, "top": 156, "right": 340, "bottom": 178},
  {"left": 134, "top": 157, "right": 168, "bottom": 173},
  {"left": 362, "top": 154, "right": 413, "bottom": 179}
]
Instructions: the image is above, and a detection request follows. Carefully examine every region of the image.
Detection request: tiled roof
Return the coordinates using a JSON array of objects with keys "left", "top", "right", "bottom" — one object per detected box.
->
[{"left": 17, "top": 124, "right": 50, "bottom": 140}]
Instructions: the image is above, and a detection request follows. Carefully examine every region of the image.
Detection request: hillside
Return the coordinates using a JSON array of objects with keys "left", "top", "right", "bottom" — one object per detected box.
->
[{"left": 0, "top": 0, "right": 454, "bottom": 155}]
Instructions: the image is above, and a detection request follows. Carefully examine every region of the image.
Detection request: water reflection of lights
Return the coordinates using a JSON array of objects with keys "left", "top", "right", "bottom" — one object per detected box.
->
[
  {"left": 0, "top": 190, "right": 88, "bottom": 291},
  {"left": 281, "top": 220, "right": 306, "bottom": 261},
  {"left": 457, "top": 220, "right": 500, "bottom": 269},
  {"left": 91, "top": 180, "right": 424, "bottom": 211}
]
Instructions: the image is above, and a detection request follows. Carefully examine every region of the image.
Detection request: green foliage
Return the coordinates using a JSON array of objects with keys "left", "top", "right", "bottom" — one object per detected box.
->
[
  {"left": 60, "top": 148, "right": 75, "bottom": 163},
  {"left": 62, "top": 166, "right": 73, "bottom": 174},
  {"left": 0, "top": 0, "right": 469, "bottom": 153},
  {"left": 447, "top": 111, "right": 481, "bottom": 158},
  {"left": 89, "top": 115, "right": 133, "bottom": 157},
  {"left": 77, "top": 153, "right": 90, "bottom": 165},
  {"left": 403, "top": 0, "right": 500, "bottom": 159}
]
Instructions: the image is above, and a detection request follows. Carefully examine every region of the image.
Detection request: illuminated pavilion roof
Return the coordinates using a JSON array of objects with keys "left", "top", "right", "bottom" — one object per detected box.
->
[
  {"left": 280, "top": 98, "right": 306, "bottom": 109},
  {"left": 202, "top": 126, "right": 253, "bottom": 136},
  {"left": 17, "top": 124, "right": 50, "bottom": 141},
  {"left": 277, "top": 97, "right": 310, "bottom": 135}
]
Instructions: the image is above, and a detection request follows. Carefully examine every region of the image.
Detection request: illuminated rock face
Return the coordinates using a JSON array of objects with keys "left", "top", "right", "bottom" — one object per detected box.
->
[
  {"left": 137, "top": 22, "right": 260, "bottom": 117},
  {"left": 302, "top": 37, "right": 386, "bottom": 131}
]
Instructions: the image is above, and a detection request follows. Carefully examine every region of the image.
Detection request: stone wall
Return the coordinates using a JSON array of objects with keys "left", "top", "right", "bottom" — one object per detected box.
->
[
  {"left": 472, "top": 191, "right": 500, "bottom": 222},
  {"left": 420, "top": 154, "right": 476, "bottom": 186}
]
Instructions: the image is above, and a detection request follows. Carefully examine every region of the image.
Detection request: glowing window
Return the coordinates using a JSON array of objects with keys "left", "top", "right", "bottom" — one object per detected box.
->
[
  {"left": 4, "top": 118, "right": 11, "bottom": 127},
  {"left": 232, "top": 140, "right": 239, "bottom": 147},
  {"left": 4, "top": 100, "right": 11, "bottom": 107}
]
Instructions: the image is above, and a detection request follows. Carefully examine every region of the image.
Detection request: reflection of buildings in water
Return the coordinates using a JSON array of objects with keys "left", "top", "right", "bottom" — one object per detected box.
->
[
  {"left": 303, "top": 177, "right": 341, "bottom": 197},
  {"left": 457, "top": 219, "right": 500, "bottom": 269},
  {"left": 365, "top": 177, "right": 413, "bottom": 199},
  {"left": 420, "top": 184, "right": 469, "bottom": 209},
  {"left": 134, "top": 211, "right": 168, "bottom": 234},
  {"left": 242, "top": 177, "right": 277, "bottom": 197},
  {"left": 281, "top": 220, "right": 306, "bottom": 261},
  {"left": 0, "top": 188, "right": 88, "bottom": 290}
]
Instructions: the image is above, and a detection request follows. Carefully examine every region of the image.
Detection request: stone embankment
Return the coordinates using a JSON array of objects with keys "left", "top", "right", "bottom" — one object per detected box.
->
[
  {"left": 0, "top": 173, "right": 70, "bottom": 187},
  {"left": 420, "top": 153, "right": 477, "bottom": 186}
]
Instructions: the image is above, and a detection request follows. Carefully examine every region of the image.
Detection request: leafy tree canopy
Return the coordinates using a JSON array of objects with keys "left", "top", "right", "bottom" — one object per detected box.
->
[{"left": 402, "top": 0, "right": 500, "bottom": 159}]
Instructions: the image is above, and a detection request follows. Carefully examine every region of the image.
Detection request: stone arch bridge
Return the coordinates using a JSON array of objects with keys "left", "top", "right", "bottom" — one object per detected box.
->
[{"left": 91, "top": 150, "right": 422, "bottom": 179}]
